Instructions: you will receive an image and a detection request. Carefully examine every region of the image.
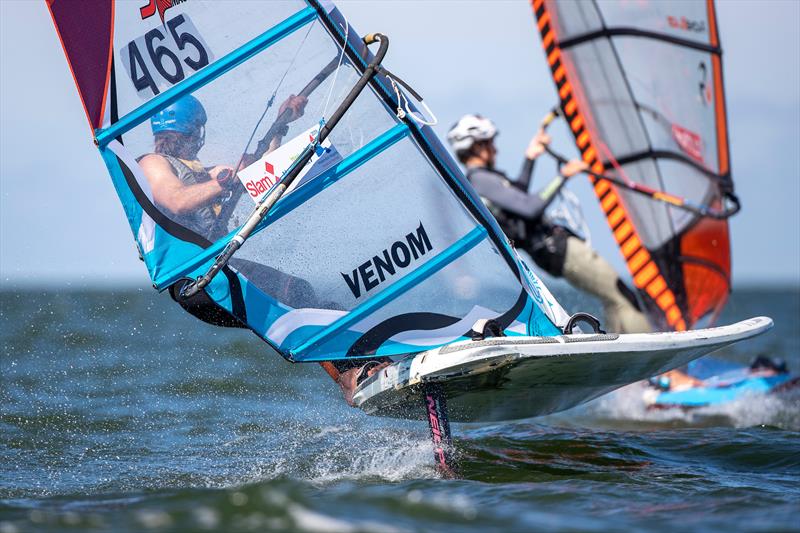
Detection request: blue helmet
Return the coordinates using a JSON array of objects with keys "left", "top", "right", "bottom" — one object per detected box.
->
[{"left": 150, "top": 95, "right": 207, "bottom": 136}]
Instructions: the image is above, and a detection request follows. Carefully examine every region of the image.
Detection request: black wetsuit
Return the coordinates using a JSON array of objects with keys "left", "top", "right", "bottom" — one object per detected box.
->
[{"left": 466, "top": 159, "right": 574, "bottom": 277}]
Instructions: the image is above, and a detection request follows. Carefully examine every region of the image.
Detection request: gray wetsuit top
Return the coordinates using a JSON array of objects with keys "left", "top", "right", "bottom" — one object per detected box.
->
[
  {"left": 466, "top": 159, "right": 551, "bottom": 221},
  {"left": 466, "top": 159, "right": 572, "bottom": 276}
]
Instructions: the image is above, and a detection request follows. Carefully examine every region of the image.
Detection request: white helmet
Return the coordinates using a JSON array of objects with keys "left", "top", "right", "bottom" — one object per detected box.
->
[{"left": 447, "top": 114, "right": 498, "bottom": 153}]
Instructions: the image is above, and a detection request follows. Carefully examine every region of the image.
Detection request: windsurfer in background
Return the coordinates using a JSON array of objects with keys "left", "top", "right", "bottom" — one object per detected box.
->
[
  {"left": 140, "top": 94, "right": 389, "bottom": 405},
  {"left": 650, "top": 355, "right": 791, "bottom": 393},
  {"left": 447, "top": 114, "right": 651, "bottom": 334}
]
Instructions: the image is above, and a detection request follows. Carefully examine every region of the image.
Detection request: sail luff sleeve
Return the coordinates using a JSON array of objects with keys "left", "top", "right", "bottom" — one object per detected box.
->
[{"left": 533, "top": 0, "right": 685, "bottom": 331}]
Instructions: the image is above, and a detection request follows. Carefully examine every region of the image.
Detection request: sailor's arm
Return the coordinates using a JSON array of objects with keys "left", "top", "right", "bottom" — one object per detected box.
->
[
  {"left": 512, "top": 158, "right": 536, "bottom": 192},
  {"left": 512, "top": 128, "right": 551, "bottom": 191},
  {"left": 247, "top": 95, "right": 309, "bottom": 165},
  {"left": 471, "top": 160, "right": 588, "bottom": 221},
  {"left": 526, "top": 159, "right": 589, "bottom": 217},
  {"left": 140, "top": 154, "right": 230, "bottom": 215}
]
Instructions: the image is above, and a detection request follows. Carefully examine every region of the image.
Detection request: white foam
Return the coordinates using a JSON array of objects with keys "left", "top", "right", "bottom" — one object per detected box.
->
[{"left": 585, "top": 382, "right": 800, "bottom": 430}]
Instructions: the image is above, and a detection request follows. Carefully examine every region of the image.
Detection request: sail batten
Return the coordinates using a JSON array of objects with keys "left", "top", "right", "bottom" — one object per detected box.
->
[{"left": 558, "top": 27, "right": 721, "bottom": 54}]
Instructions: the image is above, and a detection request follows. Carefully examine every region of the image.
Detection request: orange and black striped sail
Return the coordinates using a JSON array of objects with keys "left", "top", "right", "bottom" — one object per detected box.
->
[{"left": 532, "top": 0, "right": 734, "bottom": 331}]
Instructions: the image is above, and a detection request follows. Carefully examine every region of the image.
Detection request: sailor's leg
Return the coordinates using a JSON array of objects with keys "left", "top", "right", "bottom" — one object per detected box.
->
[{"left": 561, "top": 236, "right": 652, "bottom": 333}]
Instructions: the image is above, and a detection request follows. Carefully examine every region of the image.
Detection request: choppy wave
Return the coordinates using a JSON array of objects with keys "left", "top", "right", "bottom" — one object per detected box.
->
[
  {"left": 2, "top": 424, "right": 798, "bottom": 533},
  {"left": 1, "top": 288, "right": 799, "bottom": 532}
]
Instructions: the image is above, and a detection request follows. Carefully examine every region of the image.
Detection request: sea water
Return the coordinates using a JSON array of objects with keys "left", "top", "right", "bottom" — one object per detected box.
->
[{"left": 1, "top": 286, "right": 797, "bottom": 532}]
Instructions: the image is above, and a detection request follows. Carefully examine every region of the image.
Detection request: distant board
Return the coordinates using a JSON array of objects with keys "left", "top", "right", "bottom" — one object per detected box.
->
[
  {"left": 353, "top": 317, "right": 773, "bottom": 422},
  {"left": 644, "top": 358, "right": 798, "bottom": 409}
]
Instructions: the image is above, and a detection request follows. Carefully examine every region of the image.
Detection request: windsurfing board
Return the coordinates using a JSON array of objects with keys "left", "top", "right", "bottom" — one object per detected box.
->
[{"left": 353, "top": 317, "right": 773, "bottom": 422}]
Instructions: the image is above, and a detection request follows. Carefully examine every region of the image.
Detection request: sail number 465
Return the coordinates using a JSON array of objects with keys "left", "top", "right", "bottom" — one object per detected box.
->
[{"left": 121, "top": 14, "right": 214, "bottom": 98}]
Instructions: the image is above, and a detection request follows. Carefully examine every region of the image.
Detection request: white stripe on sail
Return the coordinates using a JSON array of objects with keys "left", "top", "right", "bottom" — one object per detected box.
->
[
  {"left": 108, "top": 140, "right": 156, "bottom": 255},
  {"left": 266, "top": 307, "right": 347, "bottom": 345},
  {"left": 386, "top": 305, "right": 527, "bottom": 347}
]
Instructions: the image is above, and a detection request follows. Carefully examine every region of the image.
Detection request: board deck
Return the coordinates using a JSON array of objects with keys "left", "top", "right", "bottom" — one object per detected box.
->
[{"left": 353, "top": 317, "right": 774, "bottom": 422}]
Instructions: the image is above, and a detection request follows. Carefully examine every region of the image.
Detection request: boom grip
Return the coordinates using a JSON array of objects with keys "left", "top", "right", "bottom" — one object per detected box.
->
[{"left": 540, "top": 107, "right": 560, "bottom": 130}]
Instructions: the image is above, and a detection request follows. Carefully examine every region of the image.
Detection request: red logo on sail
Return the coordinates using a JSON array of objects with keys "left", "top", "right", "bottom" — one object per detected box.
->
[
  {"left": 242, "top": 161, "right": 280, "bottom": 200},
  {"left": 667, "top": 16, "right": 706, "bottom": 33},
  {"left": 672, "top": 124, "right": 704, "bottom": 164},
  {"left": 140, "top": 0, "right": 188, "bottom": 23}
]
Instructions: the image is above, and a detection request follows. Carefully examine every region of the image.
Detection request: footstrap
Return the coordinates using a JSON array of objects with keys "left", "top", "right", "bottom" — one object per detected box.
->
[
  {"left": 563, "top": 312, "right": 606, "bottom": 334},
  {"left": 470, "top": 318, "right": 506, "bottom": 341}
]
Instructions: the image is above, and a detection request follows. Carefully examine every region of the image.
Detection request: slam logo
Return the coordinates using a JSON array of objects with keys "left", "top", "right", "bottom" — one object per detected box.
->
[
  {"left": 139, "top": 0, "right": 189, "bottom": 23},
  {"left": 667, "top": 15, "right": 706, "bottom": 33},
  {"left": 671, "top": 124, "right": 704, "bottom": 164}
]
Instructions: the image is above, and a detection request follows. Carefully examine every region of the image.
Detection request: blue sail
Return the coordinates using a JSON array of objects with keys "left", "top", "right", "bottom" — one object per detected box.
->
[{"left": 49, "top": 0, "right": 564, "bottom": 362}]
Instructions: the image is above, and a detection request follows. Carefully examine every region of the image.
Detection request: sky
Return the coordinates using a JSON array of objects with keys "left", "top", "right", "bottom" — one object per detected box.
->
[{"left": 1, "top": 0, "right": 798, "bottom": 288}]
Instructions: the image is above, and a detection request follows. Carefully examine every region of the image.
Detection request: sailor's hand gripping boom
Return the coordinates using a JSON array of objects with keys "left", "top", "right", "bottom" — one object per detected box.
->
[{"left": 181, "top": 33, "right": 389, "bottom": 299}]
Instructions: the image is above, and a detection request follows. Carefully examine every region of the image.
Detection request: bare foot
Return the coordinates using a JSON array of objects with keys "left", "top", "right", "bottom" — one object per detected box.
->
[
  {"left": 336, "top": 367, "right": 359, "bottom": 407},
  {"left": 337, "top": 361, "right": 392, "bottom": 407},
  {"left": 366, "top": 361, "right": 391, "bottom": 377}
]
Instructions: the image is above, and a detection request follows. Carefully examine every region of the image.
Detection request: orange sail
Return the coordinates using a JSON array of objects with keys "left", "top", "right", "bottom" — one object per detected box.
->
[{"left": 532, "top": 0, "right": 734, "bottom": 330}]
